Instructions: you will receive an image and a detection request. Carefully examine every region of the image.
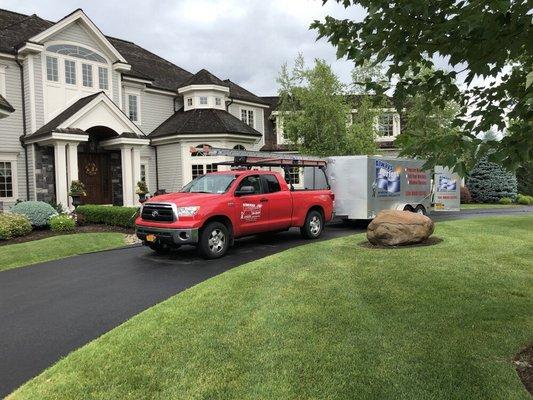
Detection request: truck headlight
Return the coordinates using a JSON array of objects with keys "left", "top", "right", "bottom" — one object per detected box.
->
[{"left": 176, "top": 206, "right": 200, "bottom": 217}]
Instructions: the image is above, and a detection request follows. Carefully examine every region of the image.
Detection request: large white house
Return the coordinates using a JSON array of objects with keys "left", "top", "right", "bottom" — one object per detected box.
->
[{"left": 0, "top": 7, "right": 400, "bottom": 209}]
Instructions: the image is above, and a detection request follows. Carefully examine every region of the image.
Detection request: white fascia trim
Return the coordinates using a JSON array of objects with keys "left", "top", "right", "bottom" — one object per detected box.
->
[
  {"left": 113, "top": 62, "right": 131, "bottom": 73},
  {"left": 0, "top": 152, "right": 19, "bottom": 160},
  {"left": 17, "top": 42, "right": 44, "bottom": 56},
  {"left": 178, "top": 84, "right": 230, "bottom": 94},
  {"left": 230, "top": 98, "right": 270, "bottom": 109},
  {"left": 58, "top": 92, "right": 144, "bottom": 136},
  {"left": 23, "top": 132, "right": 89, "bottom": 144},
  {"left": 150, "top": 133, "right": 260, "bottom": 145},
  {"left": 145, "top": 87, "right": 177, "bottom": 96},
  {"left": 0, "top": 52, "right": 16, "bottom": 60},
  {"left": 100, "top": 137, "right": 150, "bottom": 147},
  {"left": 123, "top": 76, "right": 152, "bottom": 85},
  {"left": 30, "top": 10, "right": 127, "bottom": 63}
]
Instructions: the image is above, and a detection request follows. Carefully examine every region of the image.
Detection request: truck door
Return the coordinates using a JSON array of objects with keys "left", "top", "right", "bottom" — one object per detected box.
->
[
  {"left": 233, "top": 174, "right": 270, "bottom": 235},
  {"left": 260, "top": 174, "right": 293, "bottom": 230}
]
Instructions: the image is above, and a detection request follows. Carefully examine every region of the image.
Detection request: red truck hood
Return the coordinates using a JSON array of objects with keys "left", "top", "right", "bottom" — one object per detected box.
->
[{"left": 146, "top": 192, "right": 224, "bottom": 207}]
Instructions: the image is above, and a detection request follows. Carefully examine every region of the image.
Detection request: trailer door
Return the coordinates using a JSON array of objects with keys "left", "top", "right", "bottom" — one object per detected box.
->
[{"left": 432, "top": 167, "right": 460, "bottom": 212}]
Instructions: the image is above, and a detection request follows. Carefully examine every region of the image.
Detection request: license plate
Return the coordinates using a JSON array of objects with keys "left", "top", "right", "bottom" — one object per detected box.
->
[{"left": 146, "top": 234, "right": 156, "bottom": 242}]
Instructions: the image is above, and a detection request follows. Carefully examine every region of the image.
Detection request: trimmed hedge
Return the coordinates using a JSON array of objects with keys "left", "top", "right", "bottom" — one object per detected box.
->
[
  {"left": 76, "top": 205, "right": 139, "bottom": 228},
  {"left": 50, "top": 214, "right": 76, "bottom": 232},
  {"left": 517, "top": 194, "right": 533, "bottom": 205},
  {"left": 11, "top": 201, "right": 58, "bottom": 227},
  {"left": 0, "top": 213, "right": 32, "bottom": 240},
  {"left": 498, "top": 197, "right": 512, "bottom": 205}
]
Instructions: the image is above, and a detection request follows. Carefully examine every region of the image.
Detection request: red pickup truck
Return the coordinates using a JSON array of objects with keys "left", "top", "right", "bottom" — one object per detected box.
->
[{"left": 135, "top": 170, "right": 334, "bottom": 259}]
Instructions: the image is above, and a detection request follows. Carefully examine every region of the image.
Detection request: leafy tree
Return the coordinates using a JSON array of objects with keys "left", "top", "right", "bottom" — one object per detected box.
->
[
  {"left": 516, "top": 161, "right": 533, "bottom": 195},
  {"left": 311, "top": 1, "right": 532, "bottom": 173},
  {"left": 277, "top": 55, "right": 377, "bottom": 156}
]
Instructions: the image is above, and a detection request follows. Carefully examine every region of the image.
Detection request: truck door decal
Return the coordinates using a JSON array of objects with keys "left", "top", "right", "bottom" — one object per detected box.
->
[{"left": 240, "top": 202, "right": 263, "bottom": 222}]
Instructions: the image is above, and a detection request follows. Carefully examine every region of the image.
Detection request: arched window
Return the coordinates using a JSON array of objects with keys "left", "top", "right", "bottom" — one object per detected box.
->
[
  {"left": 191, "top": 144, "right": 210, "bottom": 157},
  {"left": 233, "top": 145, "right": 246, "bottom": 150},
  {"left": 46, "top": 44, "right": 107, "bottom": 63}
]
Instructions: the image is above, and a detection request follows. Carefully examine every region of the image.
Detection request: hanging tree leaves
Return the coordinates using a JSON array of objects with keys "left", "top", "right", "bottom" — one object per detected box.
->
[{"left": 311, "top": 0, "right": 532, "bottom": 173}]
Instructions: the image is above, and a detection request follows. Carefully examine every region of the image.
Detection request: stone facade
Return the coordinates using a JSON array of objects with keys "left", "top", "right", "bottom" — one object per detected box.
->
[
  {"left": 110, "top": 152, "right": 123, "bottom": 206},
  {"left": 35, "top": 145, "right": 55, "bottom": 203}
]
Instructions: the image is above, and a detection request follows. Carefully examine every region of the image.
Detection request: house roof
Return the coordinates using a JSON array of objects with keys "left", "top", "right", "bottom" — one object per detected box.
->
[
  {"left": 0, "top": 8, "right": 194, "bottom": 91},
  {"left": 225, "top": 80, "right": 269, "bottom": 105},
  {"left": 0, "top": 94, "right": 15, "bottom": 113},
  {"left": 0, "top": 9, "right": 267, "bottom": 105},
  {"left": 179, "top": 69, "right": 229, "bottom": 88},
  {"left": 151, "top": 107, "right": 262, "bottom": 138}
]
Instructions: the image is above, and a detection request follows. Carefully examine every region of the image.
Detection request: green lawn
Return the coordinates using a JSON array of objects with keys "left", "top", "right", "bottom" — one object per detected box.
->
[
  {"left": 0, "top": 233, "right": 127, "bottom": 272},
  {"left": 461, "top": 203, "right": 523, "bottom": 209},
  {"left": 9, "top": 216, "right": 533, "bottom": 400}
]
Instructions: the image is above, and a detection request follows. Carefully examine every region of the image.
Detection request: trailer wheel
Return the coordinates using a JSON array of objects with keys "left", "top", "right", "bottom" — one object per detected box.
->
[
  {"left": 301, "top": 210, "right": 324, "bottom": 239},
  {"left": 403, "top": 205, "right": 414, "bottom": 212},
  {"left": 198, "top": 221, "right": 230, "bottom": 259},
  {"left": 415, "top": 205, "right": 427, "bottom": 215}
]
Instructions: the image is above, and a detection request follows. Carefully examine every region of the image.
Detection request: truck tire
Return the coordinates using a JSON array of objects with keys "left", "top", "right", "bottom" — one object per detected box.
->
[
  {"left": 300, "top": 210, "right": 324, "bottom": 239},
  {"left": 198, "top": 221, "right": 230, "bottom": 259},
  {"left": 148, "top": 242, "right": 172, "bottom": 255}
]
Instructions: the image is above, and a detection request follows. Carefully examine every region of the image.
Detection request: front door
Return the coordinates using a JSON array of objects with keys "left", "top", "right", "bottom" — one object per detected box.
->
[{"left": 78, "top": 153, "right": 112, "bottom": 204}]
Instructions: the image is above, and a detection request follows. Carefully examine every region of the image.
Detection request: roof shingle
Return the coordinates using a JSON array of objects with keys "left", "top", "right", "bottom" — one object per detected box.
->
[{"left": 151, "top": 108, "right": 262, "bottom": 138}]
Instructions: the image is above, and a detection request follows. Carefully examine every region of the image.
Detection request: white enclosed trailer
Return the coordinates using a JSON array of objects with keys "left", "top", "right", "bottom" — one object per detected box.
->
[{"left": 305, "top": 156, "right": 459, "bottom": 220}]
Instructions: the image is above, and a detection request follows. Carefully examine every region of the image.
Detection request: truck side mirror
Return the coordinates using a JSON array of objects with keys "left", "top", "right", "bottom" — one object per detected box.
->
[{"left": 235, "top": 186, "right": 255, "bottom": 196}]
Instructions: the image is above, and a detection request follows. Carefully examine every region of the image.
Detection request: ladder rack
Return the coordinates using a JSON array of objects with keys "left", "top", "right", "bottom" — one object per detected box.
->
[{"left": 192, "top": 145, "right": 328, "bottom": 168}]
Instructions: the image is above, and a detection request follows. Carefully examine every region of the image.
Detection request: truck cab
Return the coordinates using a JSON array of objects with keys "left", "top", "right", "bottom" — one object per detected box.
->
[{"left": 135, "top": 170, "right": 334, "bottom": 259}]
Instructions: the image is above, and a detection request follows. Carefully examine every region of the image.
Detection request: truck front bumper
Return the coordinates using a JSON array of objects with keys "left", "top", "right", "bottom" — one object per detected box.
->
[{"left": 135, "top": 226, "right": 199, "bottom": 245}]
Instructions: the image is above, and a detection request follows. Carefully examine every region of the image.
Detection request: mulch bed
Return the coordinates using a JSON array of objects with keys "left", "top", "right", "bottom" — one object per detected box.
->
[
  {"left": 358, "top": 236, "right": 443, "bottom": 249},
  {"left": 0, "top": 225, "right": 134, "bottom": 246},
  {"left": 515, "top": 344, "right": 533, "bottom": 395}
]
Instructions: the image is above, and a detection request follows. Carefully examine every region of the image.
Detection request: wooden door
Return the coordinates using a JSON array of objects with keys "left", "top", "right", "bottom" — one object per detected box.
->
[{"left": 78, "top": 153, "right": 113, "bottom": 204}]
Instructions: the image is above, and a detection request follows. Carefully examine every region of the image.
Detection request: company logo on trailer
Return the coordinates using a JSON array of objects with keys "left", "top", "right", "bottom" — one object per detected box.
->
[
  {"left": 437, "top": 175, "right": 457, "bottom": 192},
  {"left": 375, "top": 160, "right": 401, "bottom": 194}
]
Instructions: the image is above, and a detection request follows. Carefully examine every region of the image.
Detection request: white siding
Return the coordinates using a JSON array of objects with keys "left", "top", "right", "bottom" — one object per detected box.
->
[
  {"left": 156, "top": 143, "right": 183, "bottom": 192},
  {"left": 227, "top": 101, "right": 265, "bottom": 149},
  {"left": 33, "top": 54, "right": 44, "bottom": 130},
  {"left": 140, "top": 145, "right": 157, "bottom": 194},
  {"left": 47, "top": 21, "right": 113, "bottom": 59},
  {"left": 141, "top": 91, "right": 174, "bottom": 133},
  {"left": 0, "top": 59, "right": 31, "bottom": 206},
  {"left": 112, "top": 70, "right": 120, "bottom": 104}
]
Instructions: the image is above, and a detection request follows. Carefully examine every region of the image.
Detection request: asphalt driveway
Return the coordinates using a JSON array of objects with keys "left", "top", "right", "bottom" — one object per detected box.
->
[{"left": 0, "top": 207, "right": 530, "bottom": 397}]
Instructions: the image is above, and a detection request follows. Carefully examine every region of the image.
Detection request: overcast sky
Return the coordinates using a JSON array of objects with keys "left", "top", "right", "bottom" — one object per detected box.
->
[{"left": 1, "top": 0, "right": 365, "bottom": 95}]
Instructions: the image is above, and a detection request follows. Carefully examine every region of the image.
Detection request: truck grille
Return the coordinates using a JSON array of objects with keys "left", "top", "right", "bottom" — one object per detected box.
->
[{"left": 141, "top": 203, "right": 175, "bottom": 222}]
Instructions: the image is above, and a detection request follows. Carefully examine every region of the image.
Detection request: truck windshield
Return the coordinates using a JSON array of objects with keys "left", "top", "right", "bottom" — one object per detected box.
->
[{"left": 181, "top": 174, "right": 236, "bottom": 194}]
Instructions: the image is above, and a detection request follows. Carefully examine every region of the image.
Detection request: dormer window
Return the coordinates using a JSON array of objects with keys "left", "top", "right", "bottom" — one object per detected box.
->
[
  {"left": 241, "top": 108, "right": 254, "bottom": 127},
  {"left": 46, "top": 56, "right": 58, "bottom": 82},
  {"left": 82, "top": 64, "right": 93, "bottom": 87},
  {"left": 200, "top": 96, "right": 208, "bottom": 105},
  {"left": 64, "top": 60, "right": 76, "bottom": 85},
  {"left": 187, "top": 98, "right": 193, "bottom": 106},
  {"left": 215, "top": 98, "right": 221, "bottom": 106}
]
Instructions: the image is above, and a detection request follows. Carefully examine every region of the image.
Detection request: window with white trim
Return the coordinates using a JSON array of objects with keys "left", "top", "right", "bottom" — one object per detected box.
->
[
  {"left": 191, "top": 164, "right": 204, "bottom": 179},
  {"left": 215, "top": 97, "right": 221, "bottom": 106},
  {"left": 206, "top": 164, "right": 218, "bottom": 173},
  {"left": 128, "top": 94, "right": 139, "bottom": 122},
  {"left": 140, "top": 163, "right": 147, "bottom": 183},
  {"left": 233, "top": 145, "right": 246, "bottom": 150},
  {"left": 200, "top": 96, "right": 208, "bottom": 105},
  {"left": 98, "top": 67, "right": 108, "bottom": 90},
  {"left": 287, "top": 167, "right": 300, "bottom": 185},
  {"left": 187, "top": 98, "right": 193, "bottom": 106},
  {"left": 0, "top": 160, "right": 15, "bottom": 199},
  {"left": 378, "top": 113, "right": 394, "bottom": 137},
  {"left": 241, "top": 108, "right": 254, "bottom": 127},
  {"left": 82, "top": 63, "right": 93, "bottom": 87},
  {"left": 46, "top": 56, "right": 58, "bottom": 82},
  {"left": 64, "top": 59, "right": 76, "bottom": 85}
]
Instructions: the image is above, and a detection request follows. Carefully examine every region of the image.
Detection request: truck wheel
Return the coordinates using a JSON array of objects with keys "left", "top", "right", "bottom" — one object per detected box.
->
[
  {"left": 415, "top": 205, "right": 427, "bottom": 215},
  {"left": 148, "top": 242, "right": 172, "bottom": 255},
  {"left": 300, "top": 210, "right": 324, "bottom": 239},
  {"left": 198, "top": 222, "right": 229, "bottom": 259}
]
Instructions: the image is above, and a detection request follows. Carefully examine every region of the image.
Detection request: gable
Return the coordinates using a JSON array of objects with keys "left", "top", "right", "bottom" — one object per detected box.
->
[{"left": 44, "top": 21, "right": 114, "bottom": 61}]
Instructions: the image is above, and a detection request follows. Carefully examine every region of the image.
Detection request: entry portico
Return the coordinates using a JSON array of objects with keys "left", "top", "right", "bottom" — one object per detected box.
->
[{"left": 24, "top": 92, "right": 149, "bottom": 208}]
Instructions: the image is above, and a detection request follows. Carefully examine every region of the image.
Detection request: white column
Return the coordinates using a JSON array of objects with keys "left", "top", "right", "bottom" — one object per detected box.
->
[
  {"left": 121, "top": 146, "right": 134, "bottom": 206},
  {"left": 132, "top": 147, "right": 141, "bottom": 204},
  {"left": 54, "top": 142, "right": 68, "bottom": 209},
  {"left": 66, "top": 143, "right": 79, "bottom": 210}
]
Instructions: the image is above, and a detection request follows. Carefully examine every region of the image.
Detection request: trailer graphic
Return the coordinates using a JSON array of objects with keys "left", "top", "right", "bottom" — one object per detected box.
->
[{"left": 374, "top": 160, "right": 401, "bottom": 196}]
